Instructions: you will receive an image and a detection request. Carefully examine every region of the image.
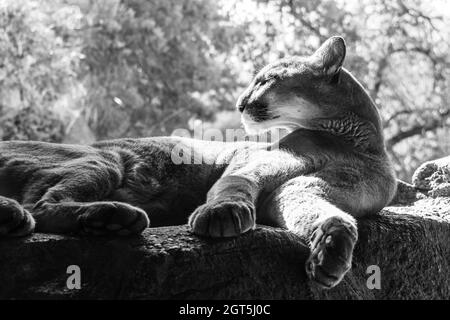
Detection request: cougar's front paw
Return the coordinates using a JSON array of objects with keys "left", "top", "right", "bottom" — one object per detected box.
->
[
  {"left": 306, "top": 216, "right": 358, "bottom": 289},
  {"left": 0, "top": 198, "right": 35, "bottom": 237},
  {"left": 189, "top": 199, "right": 256, "bottom": 238},
  {"left": 78, "top": 202, "right": 149, "bottom": 236}
]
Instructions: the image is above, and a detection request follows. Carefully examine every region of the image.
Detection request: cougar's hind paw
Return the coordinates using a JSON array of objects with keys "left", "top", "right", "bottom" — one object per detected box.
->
[
  {"left": 189, "top": 199, "right": 256, "bottom": 238},
  {"left": 0, "top": 198, "right": 35, "bottom": 237},
  {"left": 305, "top": 216, "right": 357, "bottom": 289},
  {"left": 78, "top": 202, "right": 149, "bottom": 236}
]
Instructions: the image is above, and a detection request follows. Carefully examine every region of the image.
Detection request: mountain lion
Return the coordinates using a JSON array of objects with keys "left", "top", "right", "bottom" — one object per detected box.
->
[{"left": 0, "top": 37, "right": 396, "bottom": 289}]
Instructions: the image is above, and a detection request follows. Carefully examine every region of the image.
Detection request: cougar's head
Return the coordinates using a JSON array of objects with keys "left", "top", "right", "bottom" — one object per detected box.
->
[{"left": 237, "top": 36, "right": 382, "bottom": 139}]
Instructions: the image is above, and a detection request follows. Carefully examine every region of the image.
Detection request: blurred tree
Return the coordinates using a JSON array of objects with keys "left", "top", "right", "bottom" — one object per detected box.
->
[
  {"left": 0, "top": 0, "right": 82, "bottom": 141},
  {"left": 74, "top": 0, "right": 244, "bottom": 139}
]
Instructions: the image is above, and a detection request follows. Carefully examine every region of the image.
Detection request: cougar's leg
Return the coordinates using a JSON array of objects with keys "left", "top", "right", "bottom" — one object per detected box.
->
[
  {"left": 260, "top": 173, "right": 363, "bottom": 289},
  {"left": 28, "top": 167, "right": 149, "bottom": 236},
  {"left": 189, "top": 149, "right": 307, "bottom": 238}
]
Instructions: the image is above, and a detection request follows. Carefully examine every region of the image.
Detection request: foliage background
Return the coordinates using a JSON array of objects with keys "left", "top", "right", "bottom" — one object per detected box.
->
[{"left": 0, "top": 0, "right": 449, "bottom": 181}]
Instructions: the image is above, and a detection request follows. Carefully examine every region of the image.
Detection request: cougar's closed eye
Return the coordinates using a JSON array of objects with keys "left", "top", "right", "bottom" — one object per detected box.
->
[
  {"left": 258, "top": 74, "right": 279, "bottom": 86},
  {"left": 258, "top": 78, "right": 269, "bottom": 86}
]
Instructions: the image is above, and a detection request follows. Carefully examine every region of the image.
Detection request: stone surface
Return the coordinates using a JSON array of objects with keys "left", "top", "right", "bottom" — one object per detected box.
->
[
  {"left": 0, "top": 158, "right": 449, "bottom": 299},
  {"left": 413, "top": 156, "right": 450, "bottom": 197}
]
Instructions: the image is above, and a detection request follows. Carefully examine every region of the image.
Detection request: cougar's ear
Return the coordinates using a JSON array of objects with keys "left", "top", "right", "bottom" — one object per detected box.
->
[{"left": 310, "top": 36, "right": 346, "bottom": 77}]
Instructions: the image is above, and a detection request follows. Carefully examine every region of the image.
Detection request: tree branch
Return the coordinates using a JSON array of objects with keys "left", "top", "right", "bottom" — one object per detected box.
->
[{"left": 386, "top": 110, "right": 450, "bottom": 148}]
